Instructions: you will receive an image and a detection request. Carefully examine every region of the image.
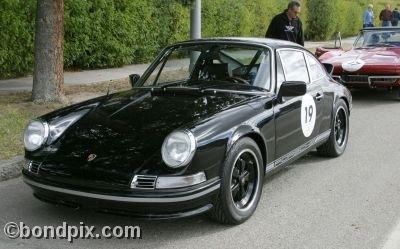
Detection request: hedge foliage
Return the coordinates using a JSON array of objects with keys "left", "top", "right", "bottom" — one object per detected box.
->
[
  {"left": 0, "top": 0, "right": 397, "bottom": 78},
  {"left": 0, "top": 0, "right": 36, "bottom": 78}
]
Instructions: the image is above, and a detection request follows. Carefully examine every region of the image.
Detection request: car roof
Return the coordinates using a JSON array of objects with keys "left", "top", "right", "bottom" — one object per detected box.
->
[{"left": 172, "top": 37, "right": 304, "bottom": 49}]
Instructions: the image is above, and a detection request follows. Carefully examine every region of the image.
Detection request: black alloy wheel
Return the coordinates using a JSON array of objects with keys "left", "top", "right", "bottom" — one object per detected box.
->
[
  {"left": 230, "top": 151, "right": 258, "bottom": 211},
  {"left": 317, "top": 99, "right": 349, "bottom": 157},
  {"left": 334, "top": 106, "right": 347, "bottom": 147},
  {"left": 210, "top": 137, "right": 263, "bottom": 224}
]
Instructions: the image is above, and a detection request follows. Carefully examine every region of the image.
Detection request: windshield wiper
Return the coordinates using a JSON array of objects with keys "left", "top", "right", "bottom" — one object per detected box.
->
[
  {"left": 159, "top": 82, "right": 183, "bottom": 90},
  {"left": 195, "top": 80, "right": 269, "bottom": 93}
]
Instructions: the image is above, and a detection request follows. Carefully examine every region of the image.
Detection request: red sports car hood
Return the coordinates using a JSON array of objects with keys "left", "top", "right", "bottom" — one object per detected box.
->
[{"left": 320, "top": 47, "right": 400, "bottom": 73}]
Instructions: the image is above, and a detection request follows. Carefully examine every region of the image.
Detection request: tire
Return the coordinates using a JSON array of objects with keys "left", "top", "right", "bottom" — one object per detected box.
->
[
  {"left": 317, "top": 99, "right": 349, "bottom": 157},
  {"left": 209, "top": 137, "right": 264, "bottom": 224}
]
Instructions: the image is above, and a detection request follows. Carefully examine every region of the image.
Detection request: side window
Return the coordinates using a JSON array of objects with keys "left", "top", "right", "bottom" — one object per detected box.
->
[
  {"left": 279, "top": 50, "right": 310, "bottom": 83},
  {"left": 306, "top": 54, "right": 326, "bottom": 82}
]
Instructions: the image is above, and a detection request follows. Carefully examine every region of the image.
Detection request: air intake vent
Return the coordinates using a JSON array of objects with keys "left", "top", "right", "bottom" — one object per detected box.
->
[
  {"left": 28, "top": 161, "right": 42, "bottom": 174},
  {"left": 130, "top": 175, "right": 157, "bottom": 189}
]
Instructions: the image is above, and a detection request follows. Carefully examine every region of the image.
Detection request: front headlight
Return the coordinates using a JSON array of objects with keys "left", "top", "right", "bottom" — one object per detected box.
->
[
  {"left": 23, "top": 120, "right": 49, "bottom": 151},
  {"left": 161, "top": 130, "right": 196, "bottom": 168}
]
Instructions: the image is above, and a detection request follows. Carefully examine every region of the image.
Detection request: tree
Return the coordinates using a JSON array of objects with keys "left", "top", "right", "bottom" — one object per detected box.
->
[{"left": 32, "top": 0, "right": 65, "bottom": 103}]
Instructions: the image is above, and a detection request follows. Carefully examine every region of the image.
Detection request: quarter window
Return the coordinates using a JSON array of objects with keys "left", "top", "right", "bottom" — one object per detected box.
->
[
  {"left": 306, "top": 54, "right": 326, "bottom": 82},
  {"left": 276, "top": 54, "right": 285, "bottom": 89},
  {"left": 279, "top": 50, "right": 309, "bottom": 83}
]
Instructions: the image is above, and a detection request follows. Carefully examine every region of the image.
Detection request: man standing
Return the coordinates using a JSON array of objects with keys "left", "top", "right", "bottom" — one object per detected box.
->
[
  {"left": 379, "top": 4, "right": 392, "bottom": 27},
  {"left": 265, "top": 1, "right": 304, "bottom": 46},
  {"left": 363, "top": 4, "right": 375, "bottom": 27},
  {"left": 391, "top": 7, "right": 400, "bottom": 26}
]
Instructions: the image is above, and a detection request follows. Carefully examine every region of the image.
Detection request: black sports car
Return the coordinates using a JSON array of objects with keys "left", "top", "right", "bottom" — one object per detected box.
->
[{"left": 23, "top": 38, "right": 352, "bottom": 224}]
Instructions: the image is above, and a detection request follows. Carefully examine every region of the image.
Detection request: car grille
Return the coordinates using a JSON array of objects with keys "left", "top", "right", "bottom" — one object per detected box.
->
[
  {"left": 28, "top": 161, "right": 42, "bottom": 174},
  {"left": 340, "top": 75, "right": 369, "bottom": 83},
  {"left": 369, "top": 77, "right": 399, "bottom": 84},
  {"left": 130, "top": 175, "right": 157, "bottom": 189}
]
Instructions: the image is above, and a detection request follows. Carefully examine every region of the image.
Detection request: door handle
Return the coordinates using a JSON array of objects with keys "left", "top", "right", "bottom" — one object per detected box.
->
[{"left": 315, "top": 93, "right": 324, "bottom": 101}]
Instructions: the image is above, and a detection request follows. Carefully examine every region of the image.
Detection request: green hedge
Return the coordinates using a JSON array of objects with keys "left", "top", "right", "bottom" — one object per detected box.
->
[
  {"left": 0, "top": 0, "right": 397, "bottom": 78},
  {"left": 0, "top": 0, "right": 36, "bottom": 78}
]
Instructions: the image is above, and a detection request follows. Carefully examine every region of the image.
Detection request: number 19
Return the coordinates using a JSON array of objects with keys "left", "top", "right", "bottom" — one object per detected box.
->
[{"left": 305, "top": 105, "right": 313, "bottom": 123}]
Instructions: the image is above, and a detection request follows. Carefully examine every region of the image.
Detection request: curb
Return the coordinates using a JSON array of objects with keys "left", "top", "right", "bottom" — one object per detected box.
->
[{"left": 0, "top": 156, "right": 26, "bottom": 182}]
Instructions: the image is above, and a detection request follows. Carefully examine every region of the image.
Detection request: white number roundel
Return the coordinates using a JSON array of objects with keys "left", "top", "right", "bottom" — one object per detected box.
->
[{"left": 301, "top": 94, "right": 316, "bottom": 137}]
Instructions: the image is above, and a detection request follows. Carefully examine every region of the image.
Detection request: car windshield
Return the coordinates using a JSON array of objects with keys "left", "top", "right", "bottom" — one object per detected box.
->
[
  {"left": 354, "top": 30, "right": 400, "bottom": 48},
  {"left": 139, "top": 43, "right": 271, "bottom": 91}
]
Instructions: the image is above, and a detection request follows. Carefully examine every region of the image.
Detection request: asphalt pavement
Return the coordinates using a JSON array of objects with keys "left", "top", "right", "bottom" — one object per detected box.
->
[{"left": 0, "top": 89, "right": 399, "bottom": 249}]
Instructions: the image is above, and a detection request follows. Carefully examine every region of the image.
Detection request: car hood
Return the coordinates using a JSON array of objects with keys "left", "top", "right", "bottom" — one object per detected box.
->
[
  {"left": 36, "top": 87, "right": 264, "bottom": 187},
  {"left": 320, "top": 47, "right": 400, "bottom": 73}
]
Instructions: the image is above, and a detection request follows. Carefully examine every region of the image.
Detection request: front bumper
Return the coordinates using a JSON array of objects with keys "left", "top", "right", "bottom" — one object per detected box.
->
[{"left": 23, "top": 172, "right": 220, "bottom": 219}]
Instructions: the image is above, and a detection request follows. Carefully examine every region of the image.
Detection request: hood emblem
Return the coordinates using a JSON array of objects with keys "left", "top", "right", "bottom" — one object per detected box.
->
[
  {"left": 342, "top": 58, "right": 365, "bottom": 72},
  {"left": 87, "top": 154, "right": 97, "bottom": 162}
]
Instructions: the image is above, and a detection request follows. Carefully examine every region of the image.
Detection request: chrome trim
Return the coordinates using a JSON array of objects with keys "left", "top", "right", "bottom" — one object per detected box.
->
[
  {"left": 27, "top": 161, "right": 42, "bottom": 174},
  {"left": 23, "top": 178, "right": 220, "bottom": 203},
  {"left": 130, "top": 175, "right": 157, "bottom": 189},
  {"left": 265, "top": 162, "right": 275, "bottom": 172},
  {"left": 314, "top": 129, "right": 331, "bottom": 143},
  {"left": 156, "top": 172, "right": 207, "bottom": 189},
  {"left": 266, "top": 129, "right": 331, "bottom": 172}
]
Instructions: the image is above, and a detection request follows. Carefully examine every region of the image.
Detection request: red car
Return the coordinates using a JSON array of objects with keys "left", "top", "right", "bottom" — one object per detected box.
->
[{"left": 317, "top": 27, "right": 400, "bottom": 96}]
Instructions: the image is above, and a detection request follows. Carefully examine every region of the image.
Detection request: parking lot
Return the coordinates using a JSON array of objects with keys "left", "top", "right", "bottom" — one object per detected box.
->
[{"left": 0, "top": 89, "right": 399, "bottom": 249}]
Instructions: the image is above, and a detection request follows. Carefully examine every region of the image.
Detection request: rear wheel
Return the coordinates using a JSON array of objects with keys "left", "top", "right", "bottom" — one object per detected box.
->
[
  {"left": 317, "top": 99, "right": 349, "bottom": 157},
  {"left": 209, "top": 137, "right": 264, "bottom": 224}
]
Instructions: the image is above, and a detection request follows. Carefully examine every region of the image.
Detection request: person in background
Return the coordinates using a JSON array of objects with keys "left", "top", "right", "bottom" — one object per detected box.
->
[
  {"left": 363, "top": 4, "right": 375, "bottom": 27},
  {"left": 392, "top": 7, "right": 400, "bottom": 26},
  {"left": 379, "top": 4, "right": 392, "bottom": 26},
  {"left": 265, "top": 1, "right": 304, "bottom": 46}
]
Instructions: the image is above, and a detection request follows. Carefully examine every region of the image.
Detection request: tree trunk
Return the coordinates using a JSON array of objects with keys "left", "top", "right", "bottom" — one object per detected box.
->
[{"left": 32, "top": 0, "right": 65, "bottom": 103}]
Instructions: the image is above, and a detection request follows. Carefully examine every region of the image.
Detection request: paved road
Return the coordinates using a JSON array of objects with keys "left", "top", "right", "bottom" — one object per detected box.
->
[{"left": 0, "top": 89, "right": 399, "bottom": 249}]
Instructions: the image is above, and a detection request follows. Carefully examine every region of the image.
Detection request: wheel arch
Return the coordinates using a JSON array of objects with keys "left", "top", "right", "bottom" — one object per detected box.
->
[
  {"left": 340, "top": 96, "right": 351, "bottom": 115},
  {"left": 226, "top": 126, "right": 267, "bottom": 170}
]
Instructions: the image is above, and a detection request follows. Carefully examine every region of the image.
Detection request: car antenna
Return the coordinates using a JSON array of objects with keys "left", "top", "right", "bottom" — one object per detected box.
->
[{"left": 106, "top": 80, "right": 111, "bottom": 96}]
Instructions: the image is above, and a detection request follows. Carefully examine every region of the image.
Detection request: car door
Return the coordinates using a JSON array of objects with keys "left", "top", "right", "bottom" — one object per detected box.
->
[
  {"left": 304, "top": 52, "right": 334, "bottom": 135},
  {"left": 273, "top": 49, "right": 323, "bottom": 165}
]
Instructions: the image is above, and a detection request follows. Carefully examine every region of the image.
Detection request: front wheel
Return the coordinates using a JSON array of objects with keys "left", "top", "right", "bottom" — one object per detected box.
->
[
  {"left": 317, "top": 99, "right": 349, "bottom": 157},
  {"left": 209, "top": 137, "right": 264, "bottom": 224}
]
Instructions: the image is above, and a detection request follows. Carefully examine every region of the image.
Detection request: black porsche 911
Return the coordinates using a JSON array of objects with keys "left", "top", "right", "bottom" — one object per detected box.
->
[{"left": 23, "top": 38, "right": 352, "bottom": 224}]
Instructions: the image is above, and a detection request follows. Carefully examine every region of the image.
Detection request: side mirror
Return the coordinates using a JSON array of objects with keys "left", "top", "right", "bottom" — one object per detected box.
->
[
  {"left": 129, "top": 74, "right": 140, "bottom": 88},
  {"left": 277, "top": 81, "right": 307, "bottom": 101},
  {"left": 323, "top": 63, "right": 334, "bottom": 75}
]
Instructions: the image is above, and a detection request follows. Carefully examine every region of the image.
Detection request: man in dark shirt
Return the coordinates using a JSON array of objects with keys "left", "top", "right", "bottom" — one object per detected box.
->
[
  {"left": 379, "top": 4, "right": 392, "bottom": 26},
  {"left": 265, "top": 1, "right": 304, "bottom": 46}
]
